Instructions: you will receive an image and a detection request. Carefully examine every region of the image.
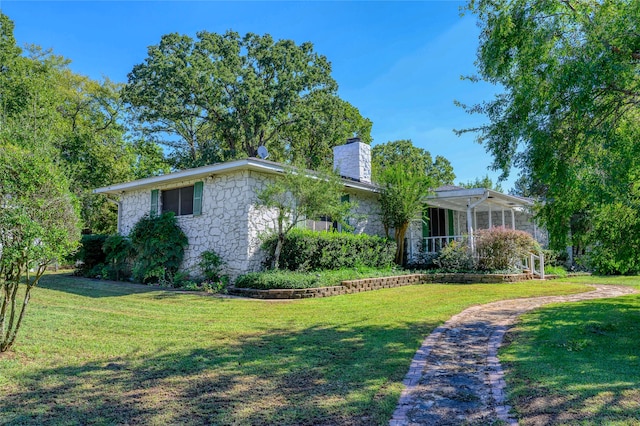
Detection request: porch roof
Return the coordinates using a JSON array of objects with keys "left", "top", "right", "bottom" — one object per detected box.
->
[{"left": 427, "top": 186, "right": 533, "bottom": 212}]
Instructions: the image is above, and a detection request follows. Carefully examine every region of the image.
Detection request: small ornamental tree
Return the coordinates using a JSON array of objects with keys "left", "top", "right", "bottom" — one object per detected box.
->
[
  {"left": 0, "top": 144, "right": 81, "bottom": 352},
  {"left": 372, "top": 140, "right": 453, "bottom": 265},
  {"left": 255, "top": 167, "right": 352, "bottom": 270}
]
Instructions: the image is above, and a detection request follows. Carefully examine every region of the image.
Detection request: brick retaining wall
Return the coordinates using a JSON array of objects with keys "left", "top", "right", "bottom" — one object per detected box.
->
[{"left": 228, "top": 272, "right": 537, "bottom": 299}]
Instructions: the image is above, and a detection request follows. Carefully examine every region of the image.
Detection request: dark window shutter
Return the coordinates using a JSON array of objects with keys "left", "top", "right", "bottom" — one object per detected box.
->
[
  {"left": 448, "top": 209, "right": 455, "bottom": 236},
  {"left": 150, "top": 189, "right": 159, "bottom": 216},
  {"left": 193, "top": 181, "right": 203, "bottom": 216}
]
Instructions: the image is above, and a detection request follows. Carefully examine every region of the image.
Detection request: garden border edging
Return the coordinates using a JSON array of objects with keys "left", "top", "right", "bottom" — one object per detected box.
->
[{"left": 228, "top": 272, "right": 537, "bottom": 299}]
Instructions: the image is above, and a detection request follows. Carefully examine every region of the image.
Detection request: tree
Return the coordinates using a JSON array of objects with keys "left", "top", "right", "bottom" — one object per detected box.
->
[
  {"left": 372, "top": 140, "right": 453, "bottom": 264},
  {"left": 0, "top": 13, "right": 170, "bottom": 233},
  {"left": 124, "top": 30, "right": 370, "bottom": 169},
  {"left": 0, "top": 144, "right": 81, "bottom": 352},
  {"left": 460, "top": 0, "right": 640, "bottom": 272},
  {"left": 371, "top": 139, "right": 455, "bottom": 186},
  {"left": 255, "top": 167, "right": 351, "bottom": 270},
  {"left": 459, "top": 175, "right": 503, "bottom": 192},
  {"left": 275, "top": 91, "right": 372, "bottom": 170}
]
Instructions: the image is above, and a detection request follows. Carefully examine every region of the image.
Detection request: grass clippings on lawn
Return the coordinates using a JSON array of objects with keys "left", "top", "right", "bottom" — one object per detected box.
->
[
  {"left": 500, "top": 275, "right": 640, "bottom": 426},
  {"left": 0, "top": 273, "right": 589, "bottom": 425}
]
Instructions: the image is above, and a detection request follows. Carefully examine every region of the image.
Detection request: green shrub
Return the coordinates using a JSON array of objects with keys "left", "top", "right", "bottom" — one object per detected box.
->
[
  {"left": 262, "top": 228, "right": 396, "bottom": 271},
  {"left": 475, "top": 226, "right": 539, "bottom": 272},
  {"left": 545, "top": 265, "right": 568, "bottom": 277},
  {"left": 199, "top": 249, "right": 226, "bottom": 282},
  {"left": 74, "top": 234, "right": 108, "bottom": 277},
  {"left": 541, "top": 249, "right": 568, "bottom": 267},
  {"left": 434, "top": 240, "right": 475, "bottom": 272},
  {"left": 585, "top": 202, "right": 640, "bottom": 275},
  {"left": 129, "top": 213, "right": 188, "bottom": 283},
  {"left": 102, "top": 234, "right": 133, "bottom": 281},
  {"left": 234, "top": 266, "right": 408, "bottom": 290},
  {"left": 235, "top": 271, "right": 322, "bottom": 289}
]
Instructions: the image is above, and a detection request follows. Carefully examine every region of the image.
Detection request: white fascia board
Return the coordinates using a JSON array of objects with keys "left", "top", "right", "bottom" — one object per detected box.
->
[
  {"left": 94, "top": 157, "right": 380, "bottom": 196},
  {"left": 342, "top": 180, "right": 380, "bottom": 193},
  {"left": 431, "top": 188, "right": 487, "bottom": 199},
  {"left": 428, "top": 188, "right": 533, "bottom": 210},
  {"left": 94, "top": 158, "right": 285, "bottom": 194}
]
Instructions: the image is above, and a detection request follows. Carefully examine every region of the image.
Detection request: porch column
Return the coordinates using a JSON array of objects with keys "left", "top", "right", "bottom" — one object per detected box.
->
[
  {"left": 511, "top": 209, "right": 516, "bottom": 230},
  {"left": 501, "top": 209, "right": 505, "bottom": 227},
  {"left": 488, "top": 205, "right": 492, "bottom": 228},
  {"left": 467, "top": 198, "right": 474, "bottom": 252},
  {"left": 473, "top": 208, "right": 477, "bottom": 231}
]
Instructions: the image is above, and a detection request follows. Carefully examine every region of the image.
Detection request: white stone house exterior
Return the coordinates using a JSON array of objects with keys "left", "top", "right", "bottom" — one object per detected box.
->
[
  {"left": 94, "top": 139, "right": 544, "bottom": 277},
  {"left": 94, "top": 140, "right": 384, "bottom": 278}
]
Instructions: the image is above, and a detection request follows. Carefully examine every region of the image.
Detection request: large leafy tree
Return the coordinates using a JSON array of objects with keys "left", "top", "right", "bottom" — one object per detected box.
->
[
  {"left": 459, "top": 175, "right": 503, "bottom": 192},
  {"left": 124, "top": 30, "right": 370, "bottom": 169},
  {"left": 372, "top": 140, "right": 455, "bottom": 264},
  {"left": 0, "top": 13, "right": 169, "bottom": 233},
  {"left": 461, "top": 0, "right": 640, "bottom": 273},
  {"left": 1, "top": 144, "right": 81, "bottom": 352},
  {"left": 276, "top": 91, "right": 373, "bottom": 170},
  {"left": 372, "top": 139, "right": 455, "bottom": 187}
]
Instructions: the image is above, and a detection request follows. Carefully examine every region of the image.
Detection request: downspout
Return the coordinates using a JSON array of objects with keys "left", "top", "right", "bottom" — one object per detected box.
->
[
  {"left": 107, "top": 196, "right": 122, "bottom": 234},
  {"left": 466, "top": 191, "right": 490, "bottom": 254}
]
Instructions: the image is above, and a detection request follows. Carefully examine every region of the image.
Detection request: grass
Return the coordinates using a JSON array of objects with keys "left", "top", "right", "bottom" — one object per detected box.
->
[
  {"left": 0, "top": 273, "right": 589, "bottom": 425},
  {"left": 544, "top": 265, "right": 569, "bottom": 277},
  {"left": 500, "top": 275, "right": 640, "bottom": 425}
]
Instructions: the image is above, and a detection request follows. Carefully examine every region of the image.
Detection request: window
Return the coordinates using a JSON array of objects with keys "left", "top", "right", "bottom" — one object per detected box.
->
[
  {"left": 162, "top": 186, "right": 194, "bottom": 216},
  {"left": 150, "top": 182, "right": 203, "bottom": 217}
]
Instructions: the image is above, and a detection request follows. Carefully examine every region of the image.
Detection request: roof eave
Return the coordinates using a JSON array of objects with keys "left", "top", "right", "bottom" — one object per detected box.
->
[
  {"left": 94, "top": 158, "right": 380, "bottom": 195},
  {"left": 93, "top": 158, "right": 285, "bottom": 195}
]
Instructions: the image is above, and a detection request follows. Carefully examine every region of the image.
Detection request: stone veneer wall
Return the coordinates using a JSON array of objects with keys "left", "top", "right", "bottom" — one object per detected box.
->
[
  {"left": 118, "top": 169, "right": 389, "bottom": 279},
  {"left": 346, "top": 189, "right": 386, "bottom": 237},
  {"left": 119, "top": 171, "right": 257, "bottom": 278},
  {"left": 333, "top": 142, "right": 372, "bottom": 183}
]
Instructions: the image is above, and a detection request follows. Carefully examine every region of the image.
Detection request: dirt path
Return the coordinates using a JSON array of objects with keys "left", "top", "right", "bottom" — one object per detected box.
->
[{"left": 389, "top": 284, "right": 638, "bottom": 426}]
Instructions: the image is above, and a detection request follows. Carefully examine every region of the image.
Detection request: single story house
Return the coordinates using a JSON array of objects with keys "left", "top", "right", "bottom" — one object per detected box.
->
[{"left": 94, "top": 138, "right": 544, "bottom": 277}]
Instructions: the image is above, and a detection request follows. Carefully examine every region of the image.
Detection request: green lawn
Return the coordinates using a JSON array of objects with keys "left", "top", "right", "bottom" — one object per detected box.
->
[
  {"left": 500, "top": 275, "right": 640, "bottom": 425},
  {"left": 0, "top": 273, "right": 589, "bottom": 426}
]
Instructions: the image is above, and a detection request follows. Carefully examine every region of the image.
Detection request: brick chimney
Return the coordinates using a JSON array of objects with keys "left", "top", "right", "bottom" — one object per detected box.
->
[{"left": 333, "top": 137, "right": 371, "bottom": 183}]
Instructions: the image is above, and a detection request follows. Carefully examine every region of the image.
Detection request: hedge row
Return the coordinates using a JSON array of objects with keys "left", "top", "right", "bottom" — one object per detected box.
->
[
  {"left": 234, "top": 267, "right": 409, "bottom": 290},
  {"left": 262, "top": 228, "right": 396, "bottom": 271}
]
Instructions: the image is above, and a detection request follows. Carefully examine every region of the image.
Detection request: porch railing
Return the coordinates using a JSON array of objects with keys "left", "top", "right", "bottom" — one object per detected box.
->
[
  {"left": 421, "top": 235, "right": 465, "bottom": 253},
  {"left": 522, "top": 251, "right": 545, "bottom": 279},
  {"left": 410, "top": 236, "right": 545, "bottom": 278}
]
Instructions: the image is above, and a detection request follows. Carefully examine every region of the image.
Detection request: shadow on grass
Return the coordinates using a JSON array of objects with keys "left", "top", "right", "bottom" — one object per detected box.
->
[
  {"left": 503, "top": 296, "right": 640, "bottom": 424},
  {"left": 1, "top": 321, "right": 433, "bottom": 425},
  {"left": 39, "top": 273, "right": 174, "bottom": 298}
]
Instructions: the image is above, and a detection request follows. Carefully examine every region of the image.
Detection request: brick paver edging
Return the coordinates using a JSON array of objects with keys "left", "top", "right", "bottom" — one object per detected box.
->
[{"left": 228, "top": 272, "right": 538, "bottom": 299}]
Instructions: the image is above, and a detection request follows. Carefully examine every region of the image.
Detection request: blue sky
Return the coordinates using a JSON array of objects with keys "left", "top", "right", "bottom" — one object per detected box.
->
[{"left": 1, "top": 1, "right": 514, "bottom": 189}]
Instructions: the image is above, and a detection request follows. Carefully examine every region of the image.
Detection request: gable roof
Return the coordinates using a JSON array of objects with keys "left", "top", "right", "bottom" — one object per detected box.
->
[
  {"left": 94, "top": 158, "right": 533, "bottom": 212},
  {"left": 93, "top": 157, "right": 379, "bottom": 195}
]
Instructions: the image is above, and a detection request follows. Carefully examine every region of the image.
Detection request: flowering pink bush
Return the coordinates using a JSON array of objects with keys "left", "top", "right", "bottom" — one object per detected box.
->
[{"left": 475, "top": 226, "right": 538, "bottom": 271}]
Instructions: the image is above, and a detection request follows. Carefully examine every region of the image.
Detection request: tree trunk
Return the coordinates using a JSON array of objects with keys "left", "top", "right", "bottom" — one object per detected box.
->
[
  {"left": 271, "top": 233, "right": 285, "bottom": 270},
  {"left": 394, "top": 222, "right": 409, "bottom": 265}
]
